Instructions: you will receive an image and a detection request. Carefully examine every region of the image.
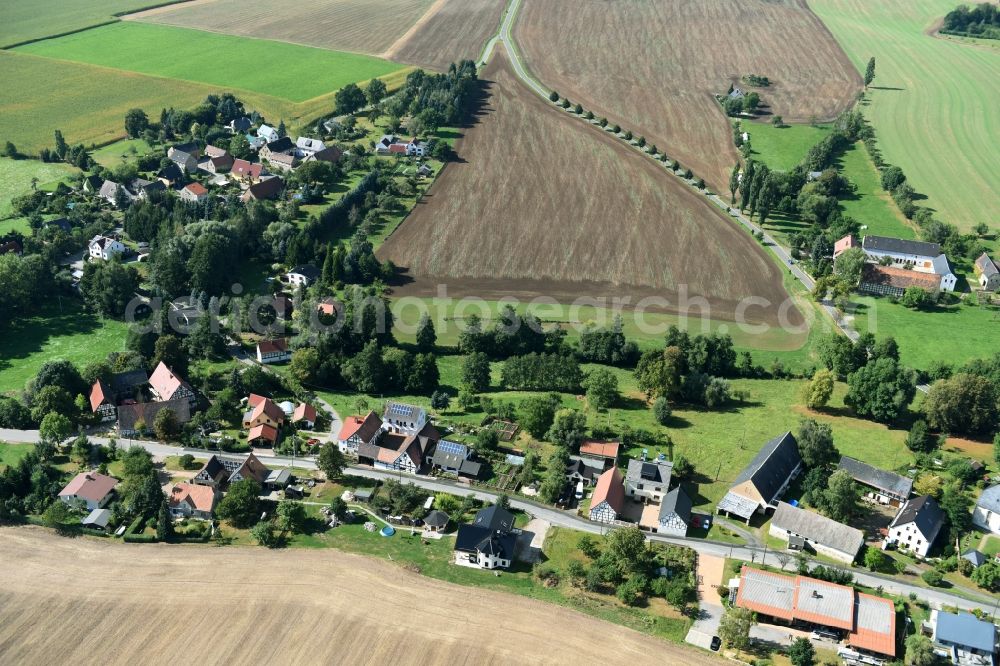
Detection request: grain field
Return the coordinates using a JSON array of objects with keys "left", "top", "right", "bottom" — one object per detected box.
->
[
  {"left": 385, "top": 0, "right": 507, "bottom": 71},
  {"left": 378, "top": 49, "right": 801, "bottom": 328},
  {"left": 513, "top": 0, "right": 862, "bottom": 193},
  {"left": 0, "top": 527, "right": 724, "bottom": 665}
]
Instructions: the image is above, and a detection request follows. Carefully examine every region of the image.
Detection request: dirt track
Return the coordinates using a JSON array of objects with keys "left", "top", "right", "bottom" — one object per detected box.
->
[
  {"left": 514, "top": 0, "right": 862, "bottom": 193},
  {"left": 379, "top": 49, "right": 801, "bottom": 327},
  {"left": 0, "top": 527, "right": 723, "bottom": 665}
]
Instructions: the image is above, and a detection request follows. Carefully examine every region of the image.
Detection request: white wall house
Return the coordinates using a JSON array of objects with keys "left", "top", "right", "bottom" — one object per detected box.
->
[
  {"left": 58, "top": 472, "right": 118, "bottom": 511},
  {"left": 88, "top": 235, "right": 125, "bottom": 261},
  {"left": 973, "top": 486, "right": 1000, "bottom": 535},
  {"left": 257, "top": 125, "right": 279, "bottom": 143},
  {"left": 295, "top": 137, "right": 326, "bottom": 156},
  {"left": 625, "top": 458, "right": 672, "bottom": 503},
  {"left": 382, "top": 402, "right": 428, "bottom": 436},
  {"left": 861, "top": 235, "right": 957, "bottom": 292},
  {"left": 887, "top": 496, "right": 945, "bottom": 558}
]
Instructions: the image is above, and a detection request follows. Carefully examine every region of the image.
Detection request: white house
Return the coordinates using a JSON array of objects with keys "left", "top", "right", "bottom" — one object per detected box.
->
[
  {"left": 59, "top": 472, "right": 118, "bottom": 511},
  {"left": 887, "top": 496, "right": 945, "bottom": 558},
  {"left": 589, "top": 467, "right": 625, "bottom": 523},
  {"left": 337, "top": 411, "right": 383, "bottom": 455},
  {"left": 295, "top": 137, "right": 326, "bottom": 156},
  {"left": 257, "top": 124, "right": 279, "bottom": 143},
  {"left": 179, "top": 182, "right": 209, "bottom": 203},
  {"left": 625, "top": 457, "right": 673, "bottom": 502},
  {"left": 88, "top": 235, "right": 125, "bottom": 261},
  {"left": 284, "top": 265, "right": 319, "bottom": 287},
  {"left": 382, "top": 402, "right": 428, "bottom": 436},
  {"left": 657, "top": 487, "right": 692, "bottom": 537},
  {"left": 406, "top": 138, "right": 426, "bottom": 157},
  {"left": 770, "top": 502, "right": 864, "bottom": 564},
  {"left": 372, "top": 436, "right": 422, "bottom": 474},
  {"left": 454, "top": 506, "right": 517, "bottom": 570},
  {"left": 973, "top": 485, "right": 1000, "bottom": 534},
  {"left": 168, "top": 483, "right": 217, "bottom": 520},
  {"left": 860, "top": 235, "right": 957, "bottom": 292},
  {"left": 256, "top": 338, "right": 291, "bottom": 364}
]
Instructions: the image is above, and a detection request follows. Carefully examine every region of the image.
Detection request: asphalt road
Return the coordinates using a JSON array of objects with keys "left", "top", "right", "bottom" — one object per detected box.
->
[{"left": 1, "top": 434, "right": 992, "bottom": 612}]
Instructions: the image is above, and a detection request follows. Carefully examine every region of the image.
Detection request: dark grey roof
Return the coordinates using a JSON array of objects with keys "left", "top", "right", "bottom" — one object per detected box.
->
[
  {"left": 961, "top": 549, "right": 987, "bottom": 568},
  {"left": 976, "top": 485, "right": 1000, "bottom": 513},
  {"left": 423, "top": 510, "right": 450, "bottom": 528},
  {"left": 47, "top": 217, "right": 72, "bottom": 233},
  {"left": 454, "top": 524, "right": 516, "bottom": 559},
  {"left": 289, "top": 264, "right": 319, "bottom": 279},
  {"left": 976, "top": 253, "right": 999, "bottom": 278},
  {"left": 732, "top": 432, "right": 802, "bottom": 504},
  {"left": 110, "top": 369, "right": 148, "bottom": 396},
  {"left": 566, "top": 458, "right": 599, "bottom": 481},
  {"left": 265, "top": 136, "right": 295, "bottom": 153},
  {"left": 117, "top": 399, "right": 191, "bottom": 431},
  {"left": 862, "top": 235, "right": 941, "bottom": 258},
  {"left": 473, "top": 504, "right": 514, "bottom": 533},
  {"left": 890, "top": 496, "right": 945, "bottom": 542},
  {"left": 626, "top": 458, "right": 672, "bottom": 485},
  {"left": 157, "top": 163, "right": 182, "bottom": 181},
  {"left": 458, "top": 459, "right": 482, "bottom": 478},
  {"left": 430, "top": 440, "right": 469, "bottom": 469},
  {"left": 197, "top": 455, "right": 227, "bottom": 483},
  {"left": 838, "top": 456, "right": 912, "bottom": 499},
  {"left": 772, "top": 502, "right": 864, "bottom": 557},
  {"left": 659, "top": 487, "right": 692, "bottom": 524},
  {"left": 230, "top": 117, "right": 252, "bottom": 131}
]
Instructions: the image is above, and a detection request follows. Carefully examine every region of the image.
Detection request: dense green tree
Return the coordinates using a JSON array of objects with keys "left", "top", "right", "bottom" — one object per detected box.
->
[
  {"left": 318, "top": 442, "right": 347, "bottom": 480},
  {"left": 652, "top": 396, "right": 672, "bottom": 425},
  {"left": 805, "top": 368, "right": 835, "bottom": 409},
  {"left": 30, "top": 385, "right": 76, "bottom": 422},
  {"left": 788, "top": 637, "right": 815, "bottom": 666},
  {"left": 584, "top": 368, "right": 619, "bottom": 410},
  {"left": 905, "top": 635, "right": 938, "bottom": 666},
  {"left": 863, "top": 548, "right": 886, "bottom": 572},
  {"left": 276, "top": 500, "right": 307, "bottom": 534},
  {"left": 635, "top": 347, "right": 684, "bottom": 399},
  {"left": 939, "top": 483, "right": 972, "bottom": 539},
  {"left": 290, "top": 347, "right": 320, "bottom": 384},
  {"left": 728, "top": 162, "right": 740, "bottom": 204},
  {"left": 906, "top": 419, "right": 937, "bottom": 453},
  {"left": 845, "top": 357, "right": 915, "bottom": 423},
  {"left": 815, "top": 469, "right": 859, "bottom": 522},
  {"left": 797, "top": 419, "right": 839, "bottom": 469},
  {"left": 519, "top": 394, "right": 559, "bottom": 438},
  {"left": 39, "top": 412, "right": 72, "bottom": 445},
  {"left": 718, "top": 607, "right": 756, "bottom": 652},
  {"left": 334, "top": 83, "right": 367, "bottom": 115},
  {"left": 462, "top": 352, "right": 491, "bottom": 393},
  {"left": 251, "top": 521, "right": 279, "bottom": 547},
  {"left": 152, "top": 408, "right": 179, "bottom": 441},
  {"left": 79, "top": 260, "right": 140, "bottom": 318},
  {"left": 415, "top": 314, "right": 436, "bottom": 352},
  {"left": 216, "top": 479, "right": 262, "bottom": 528},
  {"left": 157, "top": 498, "right": 174, "bottom": 541},
  {"left": 834, "top": 247, "right": 866, "bottom": 285},
  {"left": 0, "top": 397, "right": 30, "bottom": 428},
  {"left": 546, "top": 409, "right": 587, "bottom": 450},
  {"left": 124, "top": 108, "right": 149, "bottom": 138},
  {"left": 342, "top": 340, "right": 386, "bottom": 393},
  {"left": 970, "top": 561, "right": 1000, "bottom": 592},
  {"left": 923, "top": 373, "right": 999, "bottom": 437},
  {"left": 864, "top": 57, "right": 876, "bottom": 88}
]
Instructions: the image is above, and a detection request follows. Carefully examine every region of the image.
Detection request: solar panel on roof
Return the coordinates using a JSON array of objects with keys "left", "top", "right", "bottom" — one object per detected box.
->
[
  {"left": 438, "top": 440, "right": 467, "bottom": 456},
  {"left": 641, "top": 463, "right": 658, "bottom": 480}
]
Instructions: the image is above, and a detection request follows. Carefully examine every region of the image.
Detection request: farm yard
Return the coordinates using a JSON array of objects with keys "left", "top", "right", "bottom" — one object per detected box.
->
[
  {"left": 513, "top": 0, "right": 861, "bottom": 193},
  {"left": 811, "top": 0, "right": 1000, "bottom": 232},
  {"left": 386, "top": 0, "right": 508, "bottom": 71},
  {"left": 0, "top": 528, "right": 705, "bottom": 665},
  {"left": 0, "top": 0, "right": 182, "bottom": 47},
  {"left": 378, "top": 49, "right": 803, "bottom": 329},
  {"left": 14, "top": 22, "right": 405, "bottom": 103},
  {"left": 128, "top": 0, "right": 435, "bottom": 56}
]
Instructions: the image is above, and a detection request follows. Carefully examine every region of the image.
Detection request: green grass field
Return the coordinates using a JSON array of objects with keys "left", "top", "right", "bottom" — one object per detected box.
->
[
  {"left": 0, "top": 157, "right": 79, "bottom": 219},
  {"left": 836, "top": 141, "right": 916, "bottom": 239},
  {"left": 0, "top": 302, "right": 129, "bottom": 395},
  {"left": 0, "top": 443, "right": 32, "bottom": 470},
  {"left": 90, "top": 138, "right": 154, "bottom": 169},
  {"left": 16, "top": 22, "right": 405, "bottom": 103},
  {"left": 745, "top": 121, "right": 833, "bottom": 172},
  {"left": 0, "top": 0, "right": 184, "bottom": 47},
  {"left": 811, "top": 0, "right": 1000, "bottom": 232},
  {"left": 851, "top": 295, "right": 1000, "bottom": 370}
]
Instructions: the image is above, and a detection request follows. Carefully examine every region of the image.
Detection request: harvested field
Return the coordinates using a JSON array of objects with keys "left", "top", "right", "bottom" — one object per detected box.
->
[
  {"left": 378, "top": 50, "right": 802, "bottom": 328},
  {"left": 0, "top": 0, "right": 183, "bottom": 48},
  {"left": 130, "top": 0, "right": 434, "bottom": 55},
  {"left": 513, "top": 0, "right": 861, "bottom": 192},
  {"left": 385, "top": 0, "right": 508, "bottom": 71},
  {"left": 0, "top": 527, "right": 718, "bottom": 665}
]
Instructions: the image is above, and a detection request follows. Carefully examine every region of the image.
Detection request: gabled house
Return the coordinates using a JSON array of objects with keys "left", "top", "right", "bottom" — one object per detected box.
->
[
  {"left": 283, "top": 264, "right": 319, "bottom": 287},
  {"left": 930, "top": 610, "right": 998, "bottom": 665},
  {"left": 566, "top": 456, "right": 603, "bottom": 486},
  {"left": 303, "top": 145, "right": 343, "bottom": 165},
  {"left": 266, "top": 151, "right": 299, "bottom": 172},
  {"left": 973, "top": 485, "right": 1000, "bottom": 535},
  {"left": 578, "top": 440, "right": 620, "bottom": 470},
  {"left": 168, "top": 482, "right": 217, "bottom": 520},
  {"left": 406, "top": 138, "right": 426, "bottom": 157},
  {"left": 625, "top": 457, "right": 673, "bottom": 503},
  {"left": 230, "top": 159, "right": 263, "bottom": 184},
  {"left": 205, "top": 153, "right": 234, "bottom": 174},
  {"left": 88, "top": 369, "right": 148, "bottom": 421},
  {"left": 98, "top": 180, "right": 129, "bottom": 207},
  {"left": 837, "top": 456, "right": 913, "bottom": 507},
  {"left": 241, "top": 176, "right": 284, "bottom": 202},
  {"left": 257, "top": 125, "right": 279, "bottom": 143},
  {"left": 228, "top": 117, "right": 252, "bottom": 133},
  {"left": 368, "top": 432, "right": 422, "bottom": 473},
  {"left": 295, "top": 136, "right": 326, "bottom": 156},
  {"left": 382, "top": 402, "right": 428, "bottom": 435},
  {"left": 82, "top": 174, "right": 103, "bottom": 193},
  {"left": 717, "top": 432, "right": 801, "bottom": 523},
  {"left": 374, "top": 135, "right": 397, "bottom": 154},
  {"left": 59, "top": 471, "right": 118, "bottom": 511},
  {"left": 429, "top": 440, "right": 482, "bottom": 479},
  {"left": 243, "top": 396, "right": 285, "bottom": 430},
  {"left": 888, "top": 495, "right": 944, "bottom": 557},
  {"left": 860, "top": 264, "right": 943, "bottom": 298},
  {"left": 88, "top": 380, "right": 118, "bottom": 421},
  {"left": 226, "top": 452, "right": 270, "bottom": 485},
  {"left": 770, "top": 502, "right": 864, "bottom": 564},
  {"left": 180, "top": 182, "right": 209, "bottom": 203},
  {"left": 260, "top": 136, "right": 295, "bottom": 161},
  {"left": 88, "top": 235, "right": 125, "bottom": 261},
  {"left": 975, "top": 253, "right": 1000, "bottom": 292},
  {"left": 192, "top": 455, "right": 229, "bottom": 488},
  {"left": 149, "top": 362, "right": 196, "bottom": 405},
  {"left": 589, "top": 467, "right": 625, "bottom": 523},
  {"left": 657, "top": 487, "right": 693, "bottom": 537},
  {"left": 454, "top": 505, "right": 517, "bottom": 569},
  {"left": 338, "top": 411, "right": 383, "bottom": 455},
  {"left": 167, "top": 147, "right": 198, "bottom": 173},
  {"left": 292, "top": 403, "right": 317, "bottom": 430},
  {"left": 117, "top": 399, "right": 191, "bottom": 437},
  {"left": 156, "top": 162, "right": 183, "bottom": 186},
  {"left": 317, "top": 296, "right": 340, "bottom": 317},
  {"left": 248, "top": 423, "right": 279, "bottom": 446},
  {"left": 860, "top": 235, "right": 957, "bottom": 292},
  {"left": 129, "top": 178, "right": 166, "bottom": 200},
  {"left": 256, "top": 338, "right": 291, "bottom": 364}
]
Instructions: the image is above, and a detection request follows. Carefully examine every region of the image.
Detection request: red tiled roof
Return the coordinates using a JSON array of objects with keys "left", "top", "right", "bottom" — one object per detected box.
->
[
  {"left": 862, "top": 264, "right": 940, "bottom": 291},
  {"left": 293, "top": 403, "right": 317, "bottom": 423},
  {"left": 388, "top": 144, "right": 408, "bottom": 154},
  {"left": 580, "top": 440, "right": 620, "bottom": 459},
  {"left": 183, "top": 182, "right": 208, "bottom": 196},
  {"left": 89, "top": 380, "right": 111, "bottom": 412},
  {"left": 338, "top": 411, "right": 382, "bottom": 442},
  {"left": 591, "top": 467, "right": 625, "bottom": 512},
  {"left": 249, "top": 398, "right": 284, "bottom": 425},
  {"left": 169, "top": 483, "right": 216, "bottom": 513},
  {"left": 248, "top": 393, "right": 267, "bottom": 407},
  {"left": 231, "top": 159, "right": 262, "bottom": 179},
  {"left": 257, "top": 338, "right": 288, "bottom": 354},
  {"left": 149, "top": 362, "right": 190, "bottom": 401},
  {"left": 60, "top": 472, "right": 118, "bottom": 503},
  {"left": 248, "top": 423, "right": 278, "bottom": 443},
  {"left": 834, "top": 234, "right": 857, "bottom": 257}
]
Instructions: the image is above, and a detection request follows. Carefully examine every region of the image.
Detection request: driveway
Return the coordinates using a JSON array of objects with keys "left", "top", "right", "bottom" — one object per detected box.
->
[
  {"left": 686, "top": 554, "right": 726, "bottom": 650},
  {"left": 515, "top": 518, "right": 550, "bottom": 563}
]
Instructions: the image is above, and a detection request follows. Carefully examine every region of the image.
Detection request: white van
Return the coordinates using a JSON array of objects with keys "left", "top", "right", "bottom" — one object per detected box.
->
[{"left": 575, "top": 481, "right": 584, "bottom": 500}]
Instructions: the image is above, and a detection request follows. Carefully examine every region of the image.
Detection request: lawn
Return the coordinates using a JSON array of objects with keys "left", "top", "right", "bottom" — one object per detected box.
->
[
  {"left": 811, "top": 0, "right": 1000, "bottom": 232},
  {"left": 90, "top": 138, "right": 154, "bottom": 169},
  {"left": 982, "top": 535, "right": 1000, "bottom": 558},
  {"left": 745, "top": 121, "right": 833, "bottom": 172},
  {"left": 0, "top": 302, "right": 130, "bottom": 395},
  {"left": 0, "top": 443, "right": 33, "bottom": 470},
  {"left": 16, "top": 22, "right": 405, "bottom": 103},
  {"left": 0, "top": 0, "right": 184, "bottom": 47},
  {"left": 0, "top": 157, "right": 80, "bottom": 219},
  {"left": 835, "top": 141, "right": 916, "bottom": 240},
  {"left": 850, "top": 295, "right": 1000, "bottom": 370}
]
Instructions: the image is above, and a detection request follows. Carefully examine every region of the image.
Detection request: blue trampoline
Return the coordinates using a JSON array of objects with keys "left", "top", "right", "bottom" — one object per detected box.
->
[{"left": 380, "top": 525, "right": 395, "bottom": 537}]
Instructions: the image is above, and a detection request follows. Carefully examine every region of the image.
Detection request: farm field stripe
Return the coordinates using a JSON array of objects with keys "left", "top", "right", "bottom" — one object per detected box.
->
[{"left": 14, "top": 22, "right": 405, "bottom": 103}]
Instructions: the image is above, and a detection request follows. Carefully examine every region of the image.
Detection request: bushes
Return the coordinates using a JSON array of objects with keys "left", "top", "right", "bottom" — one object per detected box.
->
[
  {"left": 921, "top": 569, "right": 944, "bottom": 587},
  {"left": 123, "top": 532, "right": 158, "bottom": 543}
]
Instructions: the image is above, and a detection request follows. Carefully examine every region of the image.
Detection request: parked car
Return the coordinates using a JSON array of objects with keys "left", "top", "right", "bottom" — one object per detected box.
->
[{"left": 710, "top": 636, "right": 721, "bottom": 651}]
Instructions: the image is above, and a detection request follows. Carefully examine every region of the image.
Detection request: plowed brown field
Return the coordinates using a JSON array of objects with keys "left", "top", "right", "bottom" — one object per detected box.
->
[
  {"left": 384, "top": 0, "right": 507, "bottom": 71},
  {"left": 513, "top": 0, "right": 862, "bottom": 192},
  {"left": 0, "top": 527, "right": 723, "bottom": 665},
  {"left": 377, "top": 49, "right": 801, "bottom": 327}
]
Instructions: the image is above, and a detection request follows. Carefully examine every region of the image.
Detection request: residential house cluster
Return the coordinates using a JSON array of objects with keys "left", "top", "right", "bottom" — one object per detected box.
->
[
  {"left": 170, "top": 452, "right": 290, "bottom": 521},
  {"left": 242, "top": 393, "right": 317, "bottom": 446},
  {"left": 835, "top": 234, "right": 958, "bottom": 296},
  {"left": 88, "top": 362, "right": 194, "bottom": 437},
  {"left": 454, "top": 504, "right": 518, "bottom": 570},
  {"left": 374, "top": 134, "right": 426, "bottom": 157}
]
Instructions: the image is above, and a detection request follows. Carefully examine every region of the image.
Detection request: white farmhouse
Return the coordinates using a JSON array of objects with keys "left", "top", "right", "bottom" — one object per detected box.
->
[
  {"left": 88, "top": 235, "right": 125, "bottom": 261},
  {"left": 973, "top": 485, "right": 1000, "bottom": 535},
  {"left": 887, "top": 496, "right": 945, "bottom": 558},
  {"left": 861, "top": 235, "right": 957, "bottom": 292}
]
